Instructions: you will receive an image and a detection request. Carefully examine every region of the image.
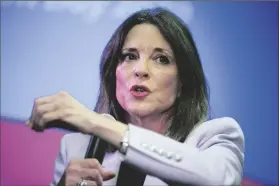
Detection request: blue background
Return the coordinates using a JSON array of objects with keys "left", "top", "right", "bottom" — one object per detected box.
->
[{"left": 1, "top": 1, "right": 278, "bottom": 185}]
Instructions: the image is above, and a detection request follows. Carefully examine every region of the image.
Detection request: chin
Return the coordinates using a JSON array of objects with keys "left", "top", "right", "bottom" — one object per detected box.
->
[
  {"left": 129, "top": 110, "right": 152, "bottom": 118},
  {"left": 125, "top": 104, "right": 155, "bottom": 118}
]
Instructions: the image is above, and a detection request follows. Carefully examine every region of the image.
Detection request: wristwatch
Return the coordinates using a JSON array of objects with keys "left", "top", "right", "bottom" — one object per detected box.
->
[{"left": 119, "top": 126, "right": 129, "bottom": 155}]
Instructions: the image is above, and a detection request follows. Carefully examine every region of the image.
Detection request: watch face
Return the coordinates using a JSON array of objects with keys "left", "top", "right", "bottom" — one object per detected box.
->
[{"left": 119, "top": 126, "right": 129, "bottom": 155}]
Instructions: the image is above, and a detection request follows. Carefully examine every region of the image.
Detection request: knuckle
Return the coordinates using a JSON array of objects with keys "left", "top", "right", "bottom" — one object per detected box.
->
[
  {"left": 91, "top": 159, "right": 99, "bottom": 166},
  {"left": 34, "top": 102, "right": 40, "bottom": 112},
  {"left": 34, "top": 98, "right": 41, "bottom": 106},
  {"left": 68, "top": 160, "right": 77, "bottom": 168},
  {"left": 58, "top": 90, "right": 68, "bottom": 97}
]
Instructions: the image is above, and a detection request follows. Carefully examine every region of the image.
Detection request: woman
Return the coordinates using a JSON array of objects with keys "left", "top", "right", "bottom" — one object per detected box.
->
[{"left": 27, "top": 7, "right": 245, "bottom": 186}]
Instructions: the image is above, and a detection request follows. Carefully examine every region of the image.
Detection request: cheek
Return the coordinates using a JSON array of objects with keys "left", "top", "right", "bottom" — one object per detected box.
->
[
  {"left": 167, "top": 78, "right": 179, "bottom": 101},
  {"left": 115, "top": 67, "right": 128, "bottom": 103},
  {"left": 153, "top": 71, "right": 179, "bottom": 108},
  {"left": 157, "top": 71, "right": 179, "bottom": 96}
]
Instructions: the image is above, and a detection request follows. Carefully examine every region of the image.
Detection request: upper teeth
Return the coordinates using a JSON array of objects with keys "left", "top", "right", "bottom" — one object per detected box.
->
[{"left": 136, "top": 87, "right": 145, "bottom": 92}]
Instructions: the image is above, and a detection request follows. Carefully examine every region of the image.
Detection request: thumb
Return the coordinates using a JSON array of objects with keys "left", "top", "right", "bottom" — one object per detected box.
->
[{"left": 102, "top": 170, "right": 116, "bottom": 181}]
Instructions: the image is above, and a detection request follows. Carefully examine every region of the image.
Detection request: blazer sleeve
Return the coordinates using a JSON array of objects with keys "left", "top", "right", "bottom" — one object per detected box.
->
[
  {"left": 122, "top": 117, "right": 245, "bottom": 186},
  {"left": 50, "top": 134, "right": 68, "bottom": 186}
]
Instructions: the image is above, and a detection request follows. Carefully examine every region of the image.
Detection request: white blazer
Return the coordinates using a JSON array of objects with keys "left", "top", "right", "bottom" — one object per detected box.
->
[{"left": 50, "top": 117, "right": 245, "bottom": 186}]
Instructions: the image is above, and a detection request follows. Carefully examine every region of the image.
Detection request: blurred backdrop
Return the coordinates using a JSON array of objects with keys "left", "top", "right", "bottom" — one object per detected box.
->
[{"left": 1, "top": 1, "right": 278, "bottom": 185}]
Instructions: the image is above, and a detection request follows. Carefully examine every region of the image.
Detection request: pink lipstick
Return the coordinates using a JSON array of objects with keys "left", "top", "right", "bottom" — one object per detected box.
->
[{"left": 130, "top": 85, "right": 150, "bottom": 98}]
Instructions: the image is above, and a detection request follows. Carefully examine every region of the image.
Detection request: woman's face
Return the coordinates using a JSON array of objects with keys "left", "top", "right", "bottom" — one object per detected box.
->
[{"left": 116, "top": 23, "right": 179, "bottom": 118}]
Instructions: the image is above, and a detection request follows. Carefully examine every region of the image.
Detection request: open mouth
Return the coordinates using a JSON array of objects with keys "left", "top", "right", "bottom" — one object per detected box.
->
[{"left": 130, "top": 85, "right": 150, "bottom": 92}]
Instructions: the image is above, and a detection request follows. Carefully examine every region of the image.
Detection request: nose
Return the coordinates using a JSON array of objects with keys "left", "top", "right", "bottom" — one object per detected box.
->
[
  {"left": 135, "top": 70, "right": 149, "bottom": 78},
  {"left": 133, "top": 59, "right": 150, "bottom": 79}
]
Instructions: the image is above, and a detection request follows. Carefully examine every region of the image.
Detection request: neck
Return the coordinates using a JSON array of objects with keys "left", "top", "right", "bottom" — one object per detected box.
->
[{"left": 126, "top": 113, "right": 170, "bottom": 134}]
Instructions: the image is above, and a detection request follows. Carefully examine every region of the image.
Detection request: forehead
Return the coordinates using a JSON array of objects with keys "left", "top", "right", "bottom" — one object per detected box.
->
[{"left": 123, "top": 23, "right": 173, "bottom": 53}]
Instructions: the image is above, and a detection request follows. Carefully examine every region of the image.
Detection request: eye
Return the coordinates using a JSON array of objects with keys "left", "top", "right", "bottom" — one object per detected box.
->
[
  {"left": 154, "top": 55, "right": 170, "bottom": 65},
  {"left": 120, "top": 53, "right": 138, "bottom": 62}
]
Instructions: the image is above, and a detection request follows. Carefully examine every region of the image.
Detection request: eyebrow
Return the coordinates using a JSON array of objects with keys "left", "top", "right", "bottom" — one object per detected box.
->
[{"left": 122, "top": 47, "right": 173, "bottom": 56}]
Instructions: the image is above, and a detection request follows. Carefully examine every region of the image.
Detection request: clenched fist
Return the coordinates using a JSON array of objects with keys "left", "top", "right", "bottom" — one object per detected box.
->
[{"left": 26, "top": 91, "right": 98, "bottom": 134}]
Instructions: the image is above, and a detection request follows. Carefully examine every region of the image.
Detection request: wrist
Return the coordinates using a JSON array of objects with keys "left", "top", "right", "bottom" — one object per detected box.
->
[{"left": 88, "top": 113, "right": 128, "bottom": 148}]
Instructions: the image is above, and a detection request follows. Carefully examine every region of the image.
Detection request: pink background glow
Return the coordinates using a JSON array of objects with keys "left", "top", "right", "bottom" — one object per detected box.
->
[{"left": 1, "top": 121, "right": 65, "bottom": 186}]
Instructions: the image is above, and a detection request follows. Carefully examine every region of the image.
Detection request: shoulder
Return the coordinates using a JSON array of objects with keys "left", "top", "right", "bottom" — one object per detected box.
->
[
  {"left": 189, "top": 117, "right": 244, "bottom": 137},
  {"left": 186, "top": 117, "right": 245, "bottom": 148},
  {"left": 200, "top": 117, "right": 242, "bottom": 132},
  {"left": 61, "top": 132, "right": 92, "bottom": 161}
]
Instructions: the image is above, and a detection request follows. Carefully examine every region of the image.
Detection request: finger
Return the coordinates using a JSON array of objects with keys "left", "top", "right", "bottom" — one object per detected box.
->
[
  {"left": 84, "top": 160, "right": 115, "bottom": 180},
  {"left": 29, "top": 91, "right": 69, "bottom": 125},
  {"left": 30, "top": 109, "right": 62, "bottom": 132},
  {"left": 70, "top": 160, "right": 104, "bottom": 174},
  {"left": 34, "top": 94, "right": 58, "bottom": 105},
  {"left": 86, "top": 159, "right": 115, "bottom": 180},
  {"left": 37, "top": 102, "right": 58, "bottom": 116},
  {"left": 32, "top": 123, "right": 44, "bottom": 132},
  {"left": 33, "top": 103, "right": 57, "bottom": 124},
  {"left": 38, "top": 108, "right": 68, "bottom": 128},
  {"left": 102, "top": 170, "right": 115, "bottom": 181},
  {"left": 29, "top": 101, "right": 53, "bottom": 128},
  {"left": 82, "top": 169, "right": 103, "bottom": 186},
  {"left": 26, "top": 118, "right": 44, "bottom": 132},
  {"left": 30, "top": 92, "right": 64, "bottom": 122},
  {"left": 37, "top": 102, "right": 63, "bottom": 125},
  {"left": 66, "top": 163, "right": 101, "bottom": 186},
  {"left": 25, "top": 120, "right": 31, "bottom": 126},
  {"left": 79, "top": 159, "right": 103, "bottom": 169},
  {"left": 38, "top": 111, "right": 56, "bottom": 128},
  {"left": 79, "top": 159, "right": 112, "bottom": 183}
]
